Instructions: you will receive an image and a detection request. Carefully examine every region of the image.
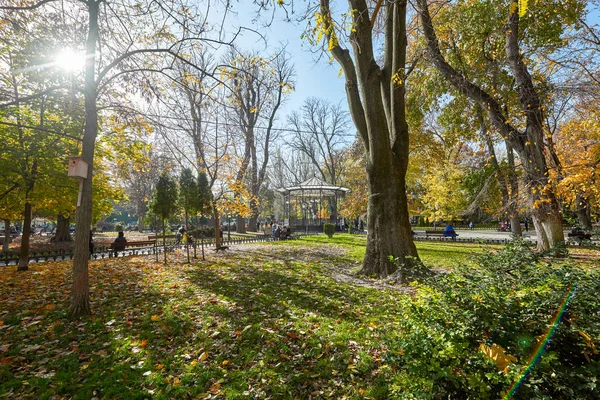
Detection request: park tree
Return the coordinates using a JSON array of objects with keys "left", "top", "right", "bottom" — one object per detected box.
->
[
  {"left": 415, "top": 0, "right": 584, "bottom": 250},
  {"left": 553, "top": 101, "right": 600, "bottom": 229},
  {"left": 287, "top": 97, "right": 350, "bottom": 219},
  {"left": 338, "top": 139, "right": 368, "bottom": 222},
  {"left": 160, "top": 50, "right": 261, "bottom": 248},
  {"left": 149, "top": 171, "right": 179, "bottom": 264},
  {"left": 179, "top": 167, "right": 198, "bottom": 228},
  {"left": 304, "top": 0, "right": 420, "bottom": 278},
  {"left": 1, "top": 0, "right": 230, "bottom": 318},
  {"left": 222, "top": 48, "right": 294, "bottom": 233}
]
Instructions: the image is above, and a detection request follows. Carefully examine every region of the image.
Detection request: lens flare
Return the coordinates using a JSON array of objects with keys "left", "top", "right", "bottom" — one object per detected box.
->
[
  {"left": 502, "top": 283, "right": 577, "bottom": 399},
  {"left": 55, "top": 48, "right": 85, "bottom": 72}
]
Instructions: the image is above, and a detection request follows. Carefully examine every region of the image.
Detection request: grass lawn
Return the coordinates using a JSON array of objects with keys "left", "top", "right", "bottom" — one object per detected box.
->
[{"left": 0, "top": 235, "right": 598, "bottom": 399}]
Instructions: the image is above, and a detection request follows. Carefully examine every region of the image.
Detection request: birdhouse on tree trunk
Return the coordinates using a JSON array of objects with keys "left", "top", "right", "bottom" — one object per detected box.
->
[{"left": 67, "top": 156, "right": 89, "bottom": 179}]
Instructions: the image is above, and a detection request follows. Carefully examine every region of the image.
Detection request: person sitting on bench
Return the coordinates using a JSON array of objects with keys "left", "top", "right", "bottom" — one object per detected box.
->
[
  {"left": 112, "top": 231, "right": 127, "bottom": 257},
  {"left": 443, "top": 223, "right": 457, "bottom": 238}
]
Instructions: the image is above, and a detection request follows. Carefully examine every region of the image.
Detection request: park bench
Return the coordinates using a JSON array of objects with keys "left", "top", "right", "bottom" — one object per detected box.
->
[
  {"left": 110, "top": 239, "right": 156, "bottom": 257},
  {"left": 425, "top": 230, "right": 457, "bottom": 240},
  {"left": 567, "top": 231, "right": 593, "bottom": 245}
]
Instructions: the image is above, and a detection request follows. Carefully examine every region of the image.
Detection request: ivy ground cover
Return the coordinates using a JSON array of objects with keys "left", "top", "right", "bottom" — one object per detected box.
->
[{"left": 0, "top": 235, "right": 598, "bottom": 399}]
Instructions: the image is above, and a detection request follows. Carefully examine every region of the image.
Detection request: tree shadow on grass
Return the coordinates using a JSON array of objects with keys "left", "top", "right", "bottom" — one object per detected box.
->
[{"left": 183, "top": 262, "right": 365, "bottom": 327}]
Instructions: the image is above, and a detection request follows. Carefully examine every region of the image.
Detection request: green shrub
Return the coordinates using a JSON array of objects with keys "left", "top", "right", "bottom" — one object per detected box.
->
[
  {"left": 114, "top": 224, "right": 124, "bottom": 232},
  {"left": 188, "top": 227, "right": 215, "bottom": 239},
  {"left": 323, "top": 223, "right": 335, "bottom": 238},
  {"left": 385, "top": 239, "right": 600, "bottom": 399}
]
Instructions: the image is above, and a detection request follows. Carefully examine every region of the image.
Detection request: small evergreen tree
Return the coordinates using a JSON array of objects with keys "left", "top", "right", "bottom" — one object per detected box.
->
[
  {"left": 149, "top": 171, "right": 179, "bottom": 263},
  {"left": 179, "top": 168, "right": 199, "bottom": 228}
]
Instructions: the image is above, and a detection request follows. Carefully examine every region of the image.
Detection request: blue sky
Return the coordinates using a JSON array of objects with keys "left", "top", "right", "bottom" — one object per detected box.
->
[{"left": 216, "top": 2, "right": 350, "bottom": 119}]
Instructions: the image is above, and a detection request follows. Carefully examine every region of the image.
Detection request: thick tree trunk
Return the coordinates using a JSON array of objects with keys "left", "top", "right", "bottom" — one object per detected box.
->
[
  {"left": 248, "top": 215, "right": 257, "bottom": 232},
  {"left": 360, "top": 167, "right": 419, "bottom": 279},
  {"left": 2, "top": 219, "right": 9, "bottom": 253},
  {"left": 17, "top": 203, "right": 32, "bottom": 271},
  {"left": 53, "top": 214, "right": 72, "bottom": 242},
  {"left": 510, "top": 216, "right": 522, "bottom": 236},
  {"left": 576, "top": 194, "right": 592, "bottom": 231},
  {"left": 236, "top": 214, "right": 246, "bottom": 234},
  {"left": 520, "top": 140, "right": 563, "bottom": 250},
  {"left": 69, "top": 0, "right": 99, "bottom": 320}
]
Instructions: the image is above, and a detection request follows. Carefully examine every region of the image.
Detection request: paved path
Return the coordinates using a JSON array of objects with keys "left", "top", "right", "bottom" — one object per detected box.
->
[{"left": 413, "top": 229, "right": 591, "bottom": 243}]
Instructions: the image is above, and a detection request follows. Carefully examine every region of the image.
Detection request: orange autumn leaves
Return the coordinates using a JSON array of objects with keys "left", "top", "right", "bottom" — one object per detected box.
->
[{"left": 553, "top": 102, "right": 600, "bottom": 210}]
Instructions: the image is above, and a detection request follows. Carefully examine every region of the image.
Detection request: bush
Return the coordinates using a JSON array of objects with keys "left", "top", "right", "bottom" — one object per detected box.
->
[
  {"left": 323, "top": 223, "right": 335, "bottom": 238},
  {"left": 188, "top": 226, "right": 215, "bottom": 239},
  {"left": 385, "top": 239, "right": 600, "bottom": 399},
  {"left": 114, "top": 224, "right": 124, "bottom": 232}
]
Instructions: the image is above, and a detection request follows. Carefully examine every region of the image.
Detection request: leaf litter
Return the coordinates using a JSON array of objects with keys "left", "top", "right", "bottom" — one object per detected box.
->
[{"left": 0, "top": 242, "right": 415, "bottom": 399}]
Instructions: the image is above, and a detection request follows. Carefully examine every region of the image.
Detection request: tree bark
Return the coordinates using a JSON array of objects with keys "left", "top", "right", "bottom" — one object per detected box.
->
[
  {"left": 137, "top": 213, "right": 145, "bottom": 232},
  {"left": 2, "top": 219, "right": 9, "bottom": 253},
  {"left": 69, "top": 0, "right": 99, "bottom": 320},
  {"left": 17, "top": 202, "right": 32, "bottom": 271},
  {"left": 52, "top": 214, "right": 72, "bottom": 242},
  {"left": 361, "top": 157, "right": 418, "bottom": 279},
  {"left": 214, "top": 207, "right": 221, "bottom": 248},
  {"left": 235, "top": 214, "right": 246, "bottom": 233},
  {"left": 505, "top": 142, "right": 522, "bottom": 236},
  {"left": 162, "top": 219, "right": 167, "bottom": 264},
  {"left": 576, "top": 194, "right": 592, "bottom": 230},
  {"left": 318, "top": 0, "right": 420, "bottom": 278},
  {"left": 248, "top": 214, "right": 257, "bottom": 232}
]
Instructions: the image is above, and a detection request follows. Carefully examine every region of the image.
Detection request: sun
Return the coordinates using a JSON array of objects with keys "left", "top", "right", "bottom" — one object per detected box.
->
[{"left": 55, "top": 48, "right": 86, "bottom": 72}]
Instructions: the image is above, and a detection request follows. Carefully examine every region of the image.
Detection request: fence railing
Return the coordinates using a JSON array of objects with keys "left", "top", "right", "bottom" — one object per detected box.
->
[
  {"left": 0, "top": 232, "right": 322, "bottom": 267},
  {"left": 2, "top": 231, "right": 596, "bottom": 267}
]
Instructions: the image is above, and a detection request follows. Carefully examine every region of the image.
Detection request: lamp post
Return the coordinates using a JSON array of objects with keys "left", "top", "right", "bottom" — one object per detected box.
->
[
  {"left": 227, "top": 212, "right": 231, "bottom": 241},
  {"left": 301, "top": 203, "right": 307, "bottom": 233}
]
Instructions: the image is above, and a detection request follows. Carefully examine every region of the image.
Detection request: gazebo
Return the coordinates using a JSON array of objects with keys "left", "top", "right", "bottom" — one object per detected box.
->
[{"left": 276, "top": 176, "right": 350, "bottom": 232}]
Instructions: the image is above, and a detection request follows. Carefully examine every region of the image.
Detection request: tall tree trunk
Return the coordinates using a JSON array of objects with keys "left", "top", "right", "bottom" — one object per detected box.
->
[
  {"left": 70, "top": 0, "right": 99, "bottom": 319},
  {"left": 248, "top": 214, "right": 258, "bottom": 232},
  {"left": 18, "top": 158, "right": 37, "bottom": 271},
  {"left": 361, "top": 158, "right": 418, "bottom": 279},
  {"left": 214, "top": 206, "right": 221, "bottom": 248},
  {"left": 137, "top": 213, "right": 145, "bottom": 232},
  {"left": 236, "top": 214, "right": 246, "bottom": 234},
  {"left": 162, "top": 219, "right": 166, "bottom": 264},
  {"left": 319, "top": 0, "right": 420, "bottom": 278},
  {"left": 576, "top": 194, "right": 592, "bottom": 230},
  {"left": 53, "top": 214, "right": 72, "bottom": 242},
  {"left": 2, "top": 219, "right": 9, "bottom": 253},
  {"left": 505, "top": 142, "right": 522, "bottom": 236},
  {"left": 17, "top": 202, "right": 32, "bottom": 271}
]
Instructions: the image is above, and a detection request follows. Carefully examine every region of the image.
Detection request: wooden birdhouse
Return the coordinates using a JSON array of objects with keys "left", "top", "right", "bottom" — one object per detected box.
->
[{"left": 67, "top": 156, "right": 89, "bottom": 179}]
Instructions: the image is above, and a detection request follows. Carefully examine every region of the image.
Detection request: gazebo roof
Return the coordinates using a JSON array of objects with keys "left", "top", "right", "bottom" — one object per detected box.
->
[{"left": 276, "top": 176, "right": 350, "bottom": 197}]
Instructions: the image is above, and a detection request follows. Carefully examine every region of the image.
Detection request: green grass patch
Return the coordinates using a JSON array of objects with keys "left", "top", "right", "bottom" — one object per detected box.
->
[
  {"left": 295, "top": 234, "right": 495, "bottom": 268},
  {"left": 0, "top": 239, "right": 597, "bottom": 399}
]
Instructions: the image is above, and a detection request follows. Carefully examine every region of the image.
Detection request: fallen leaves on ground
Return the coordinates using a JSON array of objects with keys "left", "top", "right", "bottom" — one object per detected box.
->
[{"left": 0, "top": 242, "right": 412, "bottom": 399}]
